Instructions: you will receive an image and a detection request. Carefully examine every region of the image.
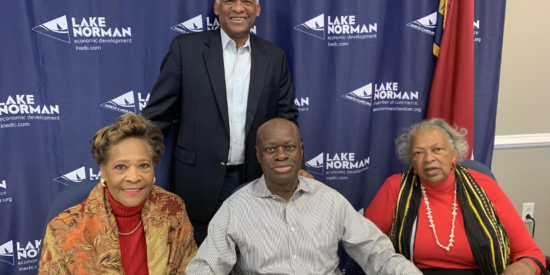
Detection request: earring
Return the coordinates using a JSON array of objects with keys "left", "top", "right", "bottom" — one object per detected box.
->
[
  {"left": 99, "top": 178, "right": 106, "bottom": 187},
  {"left": 452, "top": 160, "right": 457, "bottom": 167},
  {"left": 153, "top": 177, "right": 156, "bottom": 184},
  {"left": 413, "top": 170, "right": 417, "bottom": 175}
]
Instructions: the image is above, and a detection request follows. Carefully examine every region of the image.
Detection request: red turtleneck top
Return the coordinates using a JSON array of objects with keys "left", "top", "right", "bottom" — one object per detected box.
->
[
  {"left": 365, "top": 169, "right": 545, "bottom": 274},
  {"left": 106, "top": 189, "right": 149, "bottom": 275}
]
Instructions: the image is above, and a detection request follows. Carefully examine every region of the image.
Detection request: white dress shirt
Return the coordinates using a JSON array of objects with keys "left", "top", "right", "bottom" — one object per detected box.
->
[
  {"left": 220, "top": 28, "right": 251, "bottom": 165},
  {"left": 187, "top": 176, "right": 422, "bottom": 275}
]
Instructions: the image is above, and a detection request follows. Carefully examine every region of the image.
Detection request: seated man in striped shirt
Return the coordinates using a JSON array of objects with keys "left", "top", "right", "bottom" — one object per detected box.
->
[{"left": 187, "top": 118, "right": 421, "bottom": 275}]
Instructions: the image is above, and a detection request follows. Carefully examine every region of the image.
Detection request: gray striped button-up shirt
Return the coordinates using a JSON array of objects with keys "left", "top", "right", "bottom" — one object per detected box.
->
[{"left": 187, "top": 176, "right": 421, "bottom": 275}]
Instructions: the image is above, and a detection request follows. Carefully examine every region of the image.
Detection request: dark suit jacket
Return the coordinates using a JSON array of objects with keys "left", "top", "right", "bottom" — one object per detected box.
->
[{"left": 142, "top": 29, "right": 298, "bottom": 222}]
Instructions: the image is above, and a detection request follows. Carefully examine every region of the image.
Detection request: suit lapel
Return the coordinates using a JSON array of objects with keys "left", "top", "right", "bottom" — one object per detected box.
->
[
  {"left": 245, "top": 35, "right": 269, "bottom": 136},
  {"left": 204, "top": 29, "right": 230, "bottom": 134}
]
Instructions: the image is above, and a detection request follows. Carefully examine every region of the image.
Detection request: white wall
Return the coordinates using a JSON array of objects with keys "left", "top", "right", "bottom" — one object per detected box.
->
[
  {"left": 492, "top": 0, "right": 550, "bottom": 254},
  {"left": 492, "top": 148, "right": 550, "bottom": 254}
]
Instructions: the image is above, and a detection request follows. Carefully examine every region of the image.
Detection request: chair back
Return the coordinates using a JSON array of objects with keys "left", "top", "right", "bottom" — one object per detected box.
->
[
  {"left": 232, "top": 181, "right": 251, "bottom": 194},
  {"left": 42, "top": 182, "right": 97, "bottom": 239},
  {"left": 459, "top": 159, "right": 497, "bottom": 181}
]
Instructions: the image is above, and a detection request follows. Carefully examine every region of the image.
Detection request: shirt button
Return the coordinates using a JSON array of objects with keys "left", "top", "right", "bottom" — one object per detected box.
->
[
  {"left": 286, "top": 203, "right": 290, "bottom": 208},
  {"left": 235, "top": 98, "right": 240, "bottom": 102},
  {"left": 271, "top": 196, "right": 276, "bottom": 199},
  {"left": 236, "top": 78, "right": 239, "bottom": 81},
  {"left": 291, "top": 227, "right": 295, "bottom": 232},
  {"left": 234, "top": 120, "right": 239, "bottom": 123},
  {"left": 293, "top": 255, "right": 297, "bottom": 259}
]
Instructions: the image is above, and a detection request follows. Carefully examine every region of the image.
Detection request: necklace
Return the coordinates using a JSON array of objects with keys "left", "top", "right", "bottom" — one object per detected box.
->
[
  {"left": 118, "top": 221, "right": 142, "bottom": 236},
  {"left": 421, "top": 181, "right": 458, "bottom": 252}
]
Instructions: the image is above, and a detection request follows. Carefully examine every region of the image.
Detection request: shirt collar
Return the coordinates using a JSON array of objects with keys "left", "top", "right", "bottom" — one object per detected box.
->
[
  {"left": 220, "top": 27, "right": 251, "bottom": 52},
  {"left": 252, "top": 175, "right": 311, "bottom": 198}
]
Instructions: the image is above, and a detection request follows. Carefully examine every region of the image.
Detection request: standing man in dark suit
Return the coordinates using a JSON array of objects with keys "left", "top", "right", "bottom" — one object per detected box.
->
[{"left": 142, "top": 0, "right": 312, "bottom": 245}]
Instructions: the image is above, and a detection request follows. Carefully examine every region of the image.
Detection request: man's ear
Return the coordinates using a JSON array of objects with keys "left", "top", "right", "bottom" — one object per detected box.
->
[
  {"left": 255, "top": 146, "right": 260, "bottom": 163},
  {"left": 256, "top": 3, "right": 261, "bottom": 17},
  {"left": 214, "top": 2, "right": 220, "bottom": 16}
]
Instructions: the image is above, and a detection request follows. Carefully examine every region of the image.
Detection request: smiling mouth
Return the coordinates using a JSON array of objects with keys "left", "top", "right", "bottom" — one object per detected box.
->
[
  {"left": 231, "top": 17, "right": 247, "bottom": 22},
  {"left": 122, "top": 188, "right": 144, "bottom": 195}
]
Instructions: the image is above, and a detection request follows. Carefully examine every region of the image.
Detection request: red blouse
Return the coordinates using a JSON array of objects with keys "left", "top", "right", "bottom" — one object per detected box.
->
[
  {"left": 106, "top": 189, "right": 149, "bottom": 275},
  {"left": 365, "top": 169, "right": 545, "bottom": 274}
]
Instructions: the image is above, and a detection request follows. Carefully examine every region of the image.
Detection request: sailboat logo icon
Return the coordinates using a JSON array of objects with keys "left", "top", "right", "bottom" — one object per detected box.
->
[
  {"left": 406, "top": 12, "right": 437, "bottom": 36},
  {"left": 295, "top": 14, "right": 325, "bottom": 40},
  {"left": 32, "top": 15, "right": 71, "bottom": 43},
  {"left": 100, "top": 91, "right": 137, "bottom": 114},
  {"left": 342, "top": 83, "right": 373, "bottom": 106},
  {"left": 53, "top": 167, "right": 86, "bottom": 186},
  {"left": 305, "top": 153, "right": 324, "bottom": 175},
  {"left": 0, "top": 240, "right": 14, "bottom": 265},
  {"left": 171, "top": 15, "right": 204, "bottom": 34}
]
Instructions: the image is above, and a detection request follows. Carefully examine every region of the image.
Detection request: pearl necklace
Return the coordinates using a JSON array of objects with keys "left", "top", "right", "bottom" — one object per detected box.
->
[
  {"left": 420, "top": 181, "right": 458, "bottom": 252},
  {"left": 118, "top": 221, "right": 142, "bottom": 236}
]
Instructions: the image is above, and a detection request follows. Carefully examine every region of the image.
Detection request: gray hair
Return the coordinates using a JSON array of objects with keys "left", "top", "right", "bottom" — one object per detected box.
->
[
  {"left": 215, "top": 0, "right": 260, "bottom": 4},
  {"left": 395, "top": 118, "right": 469, "bottom": 164}
]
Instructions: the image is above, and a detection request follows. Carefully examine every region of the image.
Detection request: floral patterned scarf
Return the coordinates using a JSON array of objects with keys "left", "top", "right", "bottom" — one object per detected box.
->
[{"left": 39, "top": 183, "right": 197, "bottom": 274}]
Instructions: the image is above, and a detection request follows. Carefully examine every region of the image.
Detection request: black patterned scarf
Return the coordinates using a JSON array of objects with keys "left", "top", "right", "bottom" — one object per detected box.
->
[{"left": 389, "top": 165, "right": 510, "bottom": 275}]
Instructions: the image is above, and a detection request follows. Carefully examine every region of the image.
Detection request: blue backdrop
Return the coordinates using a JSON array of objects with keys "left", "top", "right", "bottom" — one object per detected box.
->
[{"left": 0, "top": 0, "right": 505, "bottom": 274}]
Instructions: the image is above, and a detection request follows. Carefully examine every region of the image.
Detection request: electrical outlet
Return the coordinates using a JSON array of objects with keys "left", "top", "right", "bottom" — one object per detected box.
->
[{"left": 521, "top": 202, "right": 535, "bottom": 223}]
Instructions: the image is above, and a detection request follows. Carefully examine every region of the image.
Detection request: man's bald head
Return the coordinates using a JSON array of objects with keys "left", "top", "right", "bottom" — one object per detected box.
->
[
  {"left": 256, "top": 118, "right": 300, "bottom": 147},
  {"left": 255, "top": 118, "right": 303, "bottom": 186}
]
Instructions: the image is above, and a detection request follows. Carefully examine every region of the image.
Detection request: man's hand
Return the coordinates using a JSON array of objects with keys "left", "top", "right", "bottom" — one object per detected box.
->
[
  {"left": 298, "top": 169, "right": 314, "bottom": 179},
  {"left": 502, "top": 259, "right": 537, "bottom": 275}
]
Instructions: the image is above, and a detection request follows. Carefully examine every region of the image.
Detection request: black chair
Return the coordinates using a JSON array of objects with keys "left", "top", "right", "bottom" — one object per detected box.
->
[
  {"left": 232, "top": 181, "right": 250, "bottom": 195},
  {"left": 459, "top": 159, "right": 496, "bottom": 181},
  {"left": 42, "top": 182, "right": 96, "bottom": 239}
]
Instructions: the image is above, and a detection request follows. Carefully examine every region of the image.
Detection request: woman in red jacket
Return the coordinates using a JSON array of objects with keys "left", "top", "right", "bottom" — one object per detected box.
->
[{"left": 365, "top": 118, "right": 545, "bottom": 275}]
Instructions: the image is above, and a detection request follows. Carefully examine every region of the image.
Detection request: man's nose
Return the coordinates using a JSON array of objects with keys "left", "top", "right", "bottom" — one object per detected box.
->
[
  {"left": 232, "top": 1, "right": 245, "bottom": 12},
  {"left": 275, "top": 147, "right": 289, "bottom": 160}
]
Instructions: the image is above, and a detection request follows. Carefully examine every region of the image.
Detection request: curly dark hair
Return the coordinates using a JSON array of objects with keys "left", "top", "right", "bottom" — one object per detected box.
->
[{"left": 91, "top": 113, "right": 165, "bottom": 166}]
